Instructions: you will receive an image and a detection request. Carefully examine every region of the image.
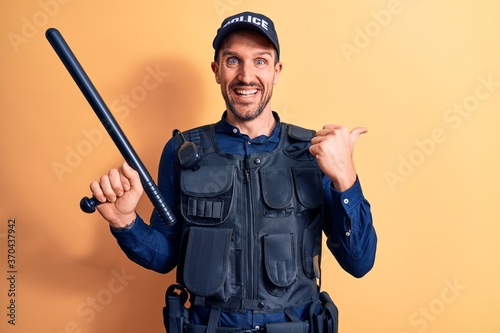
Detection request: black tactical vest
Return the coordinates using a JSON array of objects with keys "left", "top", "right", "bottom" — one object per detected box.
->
[{"left": 175, "top": 123, "right": 324, "bottom": 312}]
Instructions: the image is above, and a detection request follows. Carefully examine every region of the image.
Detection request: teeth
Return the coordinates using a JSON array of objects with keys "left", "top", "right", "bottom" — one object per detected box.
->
[{"left": 236, "top": 89, "right": 257, "bottom": 95}]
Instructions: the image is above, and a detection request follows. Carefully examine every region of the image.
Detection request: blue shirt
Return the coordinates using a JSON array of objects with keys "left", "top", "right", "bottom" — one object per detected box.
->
[{"left": 111, "top": 112, "right": 377, "bottom": 328}]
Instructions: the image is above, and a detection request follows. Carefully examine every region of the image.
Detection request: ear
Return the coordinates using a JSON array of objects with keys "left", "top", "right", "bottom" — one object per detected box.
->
[
  {"left": 211, "top": 62, "right": 221, "bottom": 84},
  {"left": 273, "top": 62, "right": 283, "bottom": 85}
]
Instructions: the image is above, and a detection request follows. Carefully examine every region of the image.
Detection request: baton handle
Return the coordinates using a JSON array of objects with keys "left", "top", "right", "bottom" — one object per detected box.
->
[{"left": 46, "top": 27, "right": 176, "bottom": 227}]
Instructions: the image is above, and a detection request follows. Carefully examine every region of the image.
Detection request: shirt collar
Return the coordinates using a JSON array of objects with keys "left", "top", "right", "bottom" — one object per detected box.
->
[{"left": 215, "top": 111, "right": 281, "bottom": 144}]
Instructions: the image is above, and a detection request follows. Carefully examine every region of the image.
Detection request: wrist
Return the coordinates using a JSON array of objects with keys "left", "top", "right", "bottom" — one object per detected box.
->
[
  {"left": 331, "top": 173, "right": 357, "bottom": 192},
  {"left": 109, "top": 213, "right": 137, "bottom": 230}
]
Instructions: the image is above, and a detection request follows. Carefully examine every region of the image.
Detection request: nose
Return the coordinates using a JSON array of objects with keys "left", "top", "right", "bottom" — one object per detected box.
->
[{"left": 237, "top": 61, "right": 254, "bottom": 84}]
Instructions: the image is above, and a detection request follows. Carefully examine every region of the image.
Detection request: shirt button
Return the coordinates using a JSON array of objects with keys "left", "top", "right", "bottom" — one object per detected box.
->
[
  {"left": 345, "top": 231, "right": 351, "bottom": 237},
  {"left": 258, "top": 301, "right": 265, "bottom": 308},
  {"left": 232, "top": 128, "right": 237, "bottom": 134},
  {"left": 255, "top": 158, "right": 261, "bottom": 164},
  {"left": 343, "top": 198, "right": 349, "bottom": 204}
]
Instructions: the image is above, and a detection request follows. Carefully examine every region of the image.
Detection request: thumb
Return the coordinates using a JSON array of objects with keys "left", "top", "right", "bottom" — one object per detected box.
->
[
  {"left": 121, "top": 162, "right": 141, "bottom": 190},
  {"left": 350, "top": 127, "right": 368, "bottom": 142}
]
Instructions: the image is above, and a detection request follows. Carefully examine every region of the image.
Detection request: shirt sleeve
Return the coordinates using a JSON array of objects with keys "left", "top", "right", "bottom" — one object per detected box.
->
[
  {"left": 322, "top": 176, "right": 377, "bottom": 278},
  {"left": 110, "top": 138, "right": 182, "bottom": 274}
]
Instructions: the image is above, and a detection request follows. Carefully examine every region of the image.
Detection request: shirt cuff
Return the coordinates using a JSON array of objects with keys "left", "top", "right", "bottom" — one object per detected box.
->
[
  {"left": 110, "top": 218, "right": 137, "bottom": 232},
  {"left": 110, "top": 214, "right": 148, "bottom": 246},
  {"left": 330, "top": 176, "right": 364, "bottom": 214}
]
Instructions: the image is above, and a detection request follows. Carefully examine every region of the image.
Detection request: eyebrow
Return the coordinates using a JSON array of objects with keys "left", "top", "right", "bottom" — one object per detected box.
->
[{"left": 221, "top": 50, "right": 273, "bottom": 58}]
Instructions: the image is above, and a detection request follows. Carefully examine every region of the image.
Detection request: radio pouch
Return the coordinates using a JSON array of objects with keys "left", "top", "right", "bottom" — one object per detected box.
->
[
  {"left": 163, "top": 284, "right": 190, "bottom": 333},
  {"left": 309, "top": 291, "right": 339, "bottom": 333}
]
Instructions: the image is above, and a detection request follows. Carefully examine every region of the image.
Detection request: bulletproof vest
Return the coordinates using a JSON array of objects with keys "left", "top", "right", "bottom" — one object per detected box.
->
[{"left": 174, "top": 123, "right": 324, "bottom": 312}]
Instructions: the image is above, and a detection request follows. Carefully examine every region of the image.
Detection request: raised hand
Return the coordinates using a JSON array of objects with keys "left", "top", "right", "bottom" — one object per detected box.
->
[
  {"left": 89, "top": 162, "right": 144, "bottom": 228},
  {"left": 309, "top": 124, "right": 367, "bottom": 191}
]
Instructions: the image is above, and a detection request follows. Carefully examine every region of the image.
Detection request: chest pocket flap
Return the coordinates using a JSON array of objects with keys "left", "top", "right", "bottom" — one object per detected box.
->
[
  {"left": 181, "top": 165, "right": 235, "bottom": 196},
  {"left": 180, "top": 165, "right": 235, "bottom": 224}
]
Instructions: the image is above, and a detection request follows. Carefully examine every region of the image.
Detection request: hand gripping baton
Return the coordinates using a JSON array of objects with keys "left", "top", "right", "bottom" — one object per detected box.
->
[{"left": 46, "top": 28, "right": 176, "bottom": 227}]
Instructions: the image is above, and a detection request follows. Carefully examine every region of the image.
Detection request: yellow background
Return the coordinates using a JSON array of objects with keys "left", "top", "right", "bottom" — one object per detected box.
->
[{"left": 1, "top": 0, "right": 499, "bottom": 332}]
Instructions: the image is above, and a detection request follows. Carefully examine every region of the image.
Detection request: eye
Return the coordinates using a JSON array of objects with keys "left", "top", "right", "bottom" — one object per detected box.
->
[
  {"left": 226, "top": 57, "right": 239, "bottom": 66},
  {"left": 255, "top": 59, "right": 266, "bottom": 66}
]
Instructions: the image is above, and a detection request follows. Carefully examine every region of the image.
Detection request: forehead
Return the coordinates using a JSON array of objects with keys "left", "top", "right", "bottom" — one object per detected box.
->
[{"left": 220, "top": 30, "right": 275, "bottom": 55}]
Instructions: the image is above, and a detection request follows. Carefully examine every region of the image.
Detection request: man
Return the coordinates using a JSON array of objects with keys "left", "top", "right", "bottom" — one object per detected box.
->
[{"left": 89, "top": 12, "right": 377, "bottom": 333}]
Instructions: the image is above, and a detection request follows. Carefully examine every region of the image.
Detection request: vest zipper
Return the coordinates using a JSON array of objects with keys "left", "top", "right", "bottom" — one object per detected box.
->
[{"left": 243, "top": 158, "right": 256, "bottom": 299}]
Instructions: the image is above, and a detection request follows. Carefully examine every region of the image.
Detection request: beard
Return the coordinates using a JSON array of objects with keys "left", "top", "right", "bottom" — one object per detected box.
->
[{"left": 222, "top": 82, "right": 273, "bottom": 122}]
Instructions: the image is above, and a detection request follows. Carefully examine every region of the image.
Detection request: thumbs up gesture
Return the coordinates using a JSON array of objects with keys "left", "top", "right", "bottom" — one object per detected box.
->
[{"left": 309, "top": 124, "right": 367, "bottom": 191}]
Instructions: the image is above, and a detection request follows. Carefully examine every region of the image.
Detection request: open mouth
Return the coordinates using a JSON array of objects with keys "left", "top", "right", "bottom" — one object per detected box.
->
[{"left": 235, "top": 88, "right": 258, "bottom": 96}]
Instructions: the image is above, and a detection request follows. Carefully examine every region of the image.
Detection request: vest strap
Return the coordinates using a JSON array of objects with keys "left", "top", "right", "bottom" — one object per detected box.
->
[
  {"left": 194, "top": 296, "right": 268, "bottom": 310},
  {"left": 207, "top": 307, "right": 221, "bottom": 333}
]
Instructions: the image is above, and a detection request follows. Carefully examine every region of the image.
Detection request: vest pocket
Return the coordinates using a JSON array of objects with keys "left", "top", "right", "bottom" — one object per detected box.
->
[
  {"left": 263, "top": 233, "right": 298, "bottom": 295},
  {"left": 302, "top": 215, "right": 322, "bottom": 279},
  {"left": 180, "top": 165, "right": 235, "bottom": 225},
  {"left": 183, "top": 227, "right": 234, "bottom": 299},
  {"left": 260, "top": 168, "right": 294, "bottom": 217},
  {"left": 292, "top": 167, "right": 323, "bottom": 211}
]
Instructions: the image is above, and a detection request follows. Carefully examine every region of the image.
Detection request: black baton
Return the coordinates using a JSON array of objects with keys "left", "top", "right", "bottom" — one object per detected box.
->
[{"left": 46, "top": 28, "right": 176, "bottom": 227}]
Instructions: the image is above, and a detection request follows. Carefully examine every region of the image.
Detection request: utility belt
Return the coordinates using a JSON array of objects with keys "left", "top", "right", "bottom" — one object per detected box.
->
[
  {"left": 187, "top": 321, "right": 307, "bottom": 333},
  {"left": 163, "top": 284, "right": 338, "bottom": 333}
]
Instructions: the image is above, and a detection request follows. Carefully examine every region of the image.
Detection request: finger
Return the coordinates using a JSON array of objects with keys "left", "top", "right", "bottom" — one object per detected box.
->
[
  {"left": 117, "top": 164, "right": 131, "bottom": 192},
  {"left": 350, "top": 127, "right": 368, "bottom": 142},
  {"left": 313, "top": 124, "right": 343, "bottom": 141},
  {"left": 316, "top": 124, "right": 347, "bottom": 137},
  {"left": 99, "top": 173, "right": 118, "bottom": 203},
  {"left": 313, "top": 129, "right": 328, "bottom": 138},
  {"left": 119, "top": 171, "right": 131, "bottom": 192},
  {"left": 313, "top": 126, "right": 335, "bottom": 140},
  {"left": 90, "top": 180, "right": 107, "bottom": 203},
  {"left": 108, "top": 168, "right": 125, "bottom": 197},
  {"left": 310, "top": 134, "right": 325, "bottom": 145},
  {"left": 121, "top": 162, "right": 141, "bottom": 191},
  {"left": 322, "top": 124, "right": 342, "bottom": 130},
  {"left": 308, "top": 144, "right": 317, "bottom": 156}
]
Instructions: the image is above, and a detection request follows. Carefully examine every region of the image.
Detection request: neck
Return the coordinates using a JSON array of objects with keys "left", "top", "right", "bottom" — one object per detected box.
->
[{"left": 226, "top": 110, "right": 276, "bottom": 139}]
